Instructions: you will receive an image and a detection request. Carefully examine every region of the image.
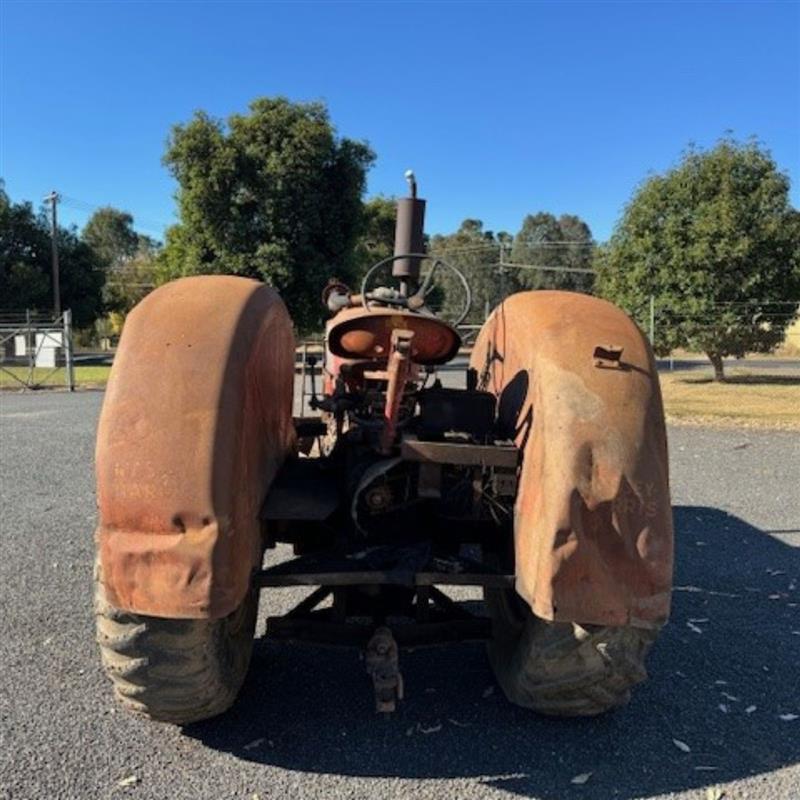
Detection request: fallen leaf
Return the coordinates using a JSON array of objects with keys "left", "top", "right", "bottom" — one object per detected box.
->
[
  {"left": 673, "top": 738, "right": 691, "bottom": 753},
  {"left": 448, "top": 718, "right": 470, "bottom": 727},
  {"left": 243, "top": 738, "right": 265, "bottom": 751},
  {"left": 745, "top": 705, "right": 757, "bottom": 714},
  {"left": 570, "top": 772, "right": 592, "bottom": 785},
  {"left": 721, "top": 692, "right": 740, "bottom": 702},
  {"left": 117, "top": 775, "right": 139, "bottom": 787},
  {"left": 686, "top": 622, "right": 703, "bottom": 634},
  {"left": 779, "top": 714, "right": 798, "bottom": 721},
  {"left": 418, "top": 723, "right": 442, "bottom": 734},
  {"left": 718, "top": 704, "right": 729, "bottom": 713},
  {"left": 482, "top": 686, "right": 495, "bottom": 698},
  {"left": 713, "top": 680, "right": 728, "bottom": 686},
  {"left": 768, "top": 594, "right": 782, "bottom": 600}
]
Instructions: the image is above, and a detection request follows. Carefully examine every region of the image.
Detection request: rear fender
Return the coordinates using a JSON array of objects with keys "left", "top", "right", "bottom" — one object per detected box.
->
[
  {"left": 471, "top": 291, "right": 673, "bottom": 629},
  {"left": 95, "top": 276, "right": 295, "bottom": 619}
]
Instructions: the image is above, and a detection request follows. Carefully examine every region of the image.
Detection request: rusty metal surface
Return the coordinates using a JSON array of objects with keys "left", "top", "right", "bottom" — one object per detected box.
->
[
  {"left": 327, "top": 306, "right": 460, "bottom": 365},
  {"left": 392, "top": 196, "right": 426, "bottom": 280},
  {"left": 400, "top": 436, "right": 519, "bottom": 468},
  {"left": 379, "top": 328, "right": 414, "bottom": 453},
  {"left": 95, "top": 275, "right": 295, "bottom": 619},
  {"left": 470, "top": 291, "right": 673, "bottom": 628}
]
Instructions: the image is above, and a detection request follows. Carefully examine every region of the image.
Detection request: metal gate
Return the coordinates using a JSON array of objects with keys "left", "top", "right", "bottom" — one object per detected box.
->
[{"left": 0, "top": 310, "right": 75, "bottom": 390}]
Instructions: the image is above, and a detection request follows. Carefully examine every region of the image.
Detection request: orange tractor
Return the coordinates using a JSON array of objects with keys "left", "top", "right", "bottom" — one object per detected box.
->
[{"left": 94, "top": 174, "right": 673, "bottom": 723}]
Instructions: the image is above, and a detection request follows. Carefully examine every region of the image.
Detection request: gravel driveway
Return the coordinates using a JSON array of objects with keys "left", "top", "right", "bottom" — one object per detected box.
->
[{"left": 1, "top": 391, "right": 798, "bottom": 800}]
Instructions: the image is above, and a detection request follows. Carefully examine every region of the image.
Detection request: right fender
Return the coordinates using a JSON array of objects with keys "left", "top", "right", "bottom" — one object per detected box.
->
[
  {"left": 95, "top": 275, "right": 295, "bottom": 619},
  {"left": 471, "top": 291, "right": 673, "bottom": 629}
]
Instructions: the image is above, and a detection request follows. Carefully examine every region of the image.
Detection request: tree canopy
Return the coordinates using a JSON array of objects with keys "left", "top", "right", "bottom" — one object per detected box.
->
[
  {"left": 82, "top": 207, "right": 161, "bottom": 315},
  {"left": 82, "top": 207, "right": 139, "bottom": 268},
  {"left": 158, "top": 97, "right": 375, "bottom": 332},
  {"left": 352, "top": 196, "right": 397, "bottom": 285},
  {"left": 596, "top": 138, "right": 800, "bottom": 379},
  {"left": 0, "top": 184, "right": 105, "bottom": 327},
  {"left": 430, "top": 219, "right": 505, "bottom": 324},
  {"left": 510, "top": 212, "right": 595, "bottom": 292}
]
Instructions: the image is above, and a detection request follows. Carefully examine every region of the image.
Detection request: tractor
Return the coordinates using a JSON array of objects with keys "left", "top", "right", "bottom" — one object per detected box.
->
[{"left": 94, "top": 173, "right": 673, "bottom": 723}]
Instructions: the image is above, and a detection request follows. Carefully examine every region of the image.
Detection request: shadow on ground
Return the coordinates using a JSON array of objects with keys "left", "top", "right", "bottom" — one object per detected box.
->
[
  {"left": 680, "top": 373, "right": 800, "bottom": 386},
  {"left": 186, "top": 507, "right": 800, "bottom": 798}
]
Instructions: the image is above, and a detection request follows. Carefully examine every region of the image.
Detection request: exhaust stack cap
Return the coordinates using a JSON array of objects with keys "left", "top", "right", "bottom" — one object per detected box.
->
[{"left": 404, "top": 169, "right": 417, "bottom": 199}]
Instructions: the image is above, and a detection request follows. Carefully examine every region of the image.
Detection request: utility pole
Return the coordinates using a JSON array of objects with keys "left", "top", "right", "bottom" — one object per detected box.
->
[
  {"left": 498, "top": 242, "right": 507, "bottom": 305},
  {"left": 44, "top": 191, "right": 60, "bottom": 316}
]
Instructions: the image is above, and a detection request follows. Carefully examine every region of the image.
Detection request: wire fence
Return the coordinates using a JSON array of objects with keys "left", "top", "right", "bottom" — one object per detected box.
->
[
  {"left": 0, "top": 311, "right": 76, "bottom": 390},
  {"left": 1, "top": 288, "right": 796, "bottom": 394}
]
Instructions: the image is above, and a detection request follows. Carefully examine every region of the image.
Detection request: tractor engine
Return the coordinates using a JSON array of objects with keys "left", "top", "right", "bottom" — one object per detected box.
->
[{"left": 296, "top": 172, "right": 518, "bottom": 554}]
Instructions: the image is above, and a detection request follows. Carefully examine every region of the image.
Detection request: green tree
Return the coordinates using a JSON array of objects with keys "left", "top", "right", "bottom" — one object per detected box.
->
[
  {"left": 596, "top": 138, "right": 800, "bottom": 380},
  {"left": 430, "top": 219, "right": 503, "bottom": 324},
  {"left": 103, "top": 245, "right": 161, "bottom": 315},
  {"left": 82, "top": 207, "right": 161, "bottom": 314},
  {"left": 159, "top": 97, "right": 375, "bottom": 333},
  {"left": 0, "top": 184, "right": 104, "bottom": 327},
  {"left": 510, "top": 212, "right": 595, "bottom": 292},
  {"left": 82, "top": 207, "right": 139, "bottom": 268},
  {"left": 352, "top": 196, "right": 397, "bottom": 286}
]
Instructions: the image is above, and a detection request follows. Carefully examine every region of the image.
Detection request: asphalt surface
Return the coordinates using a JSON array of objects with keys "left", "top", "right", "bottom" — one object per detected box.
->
[{"left": 0, "top": 391, "right": 798, "bottom": 800}]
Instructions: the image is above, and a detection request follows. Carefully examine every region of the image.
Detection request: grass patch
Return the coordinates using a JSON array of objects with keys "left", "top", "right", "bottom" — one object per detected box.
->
[
  {"left": 0, "top": 365, "right": 112, "bottom": 389},
  {"left": 660, "top": 368, "right": 800, "bottom": 429},
  {"left": 3, "top": 363, "right": 797, "bottom": 429}
]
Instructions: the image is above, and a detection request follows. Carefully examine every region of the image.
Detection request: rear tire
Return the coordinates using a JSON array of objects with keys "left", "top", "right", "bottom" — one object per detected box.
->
[
  {"left": 484, "top": 585, "right": 657, "bottom": 716},
  {"left": 94, "top": 561, "right": 258, "bottom": 724}
]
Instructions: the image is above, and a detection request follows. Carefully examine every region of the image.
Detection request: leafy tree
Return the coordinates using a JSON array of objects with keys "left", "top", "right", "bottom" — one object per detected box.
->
[
  {"left": 158, "top": 97, "right": 375, "bottom": 333},
  {"left": 596, "top": 138, "right": 800, "bottom": 380},
  {"left": 510, "top": 212, "right": 595, "bottom": 292},
  {"left": 430, "top": 219, "right": 504, "bottom": 324},
  {"left": 0, "top": 184, "right": 104, "bottom": 327},
  {"left": 103, "top": 245, "right": 161, "bottom": 315},
  {"left": 352, "top": 196, "right": 397, "bottom": 286},
  {"left": 82, "top": 207, "right": 139, "bottom": 268},
  {"left": 82, "top": 207, "right": 161, "bottom": 314}
]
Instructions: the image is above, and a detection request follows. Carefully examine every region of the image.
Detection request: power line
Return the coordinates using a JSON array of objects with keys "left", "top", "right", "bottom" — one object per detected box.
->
[
  {"left": 495, "top": 261, "right": 595, "bottom": 275},
  {"left": 58, "top": 194, "right": 171, "bottom": 237},
  {"left": 430, "top": 241, "right": 597, "bottom": 256}
]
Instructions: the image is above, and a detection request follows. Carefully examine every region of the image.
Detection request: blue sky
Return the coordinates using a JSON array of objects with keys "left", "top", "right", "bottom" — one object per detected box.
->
[{"left": 1, "top": 1, "right": 798, "bottom": 242}]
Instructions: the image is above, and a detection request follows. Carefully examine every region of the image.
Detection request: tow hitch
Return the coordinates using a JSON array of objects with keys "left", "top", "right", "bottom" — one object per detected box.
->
[{"left": 365, "top": 627, "right": 404, "bottom": 713}]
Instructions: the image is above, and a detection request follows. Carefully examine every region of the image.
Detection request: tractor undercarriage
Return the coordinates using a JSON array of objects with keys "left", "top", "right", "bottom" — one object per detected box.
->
[{"left": 258, "top": 352, "right": 519, "bottom": 711}]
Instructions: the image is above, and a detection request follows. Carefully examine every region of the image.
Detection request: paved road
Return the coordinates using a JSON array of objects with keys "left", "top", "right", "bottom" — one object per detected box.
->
[{"left": 1, "top": 392, "right": 798, "bottom": 800}]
